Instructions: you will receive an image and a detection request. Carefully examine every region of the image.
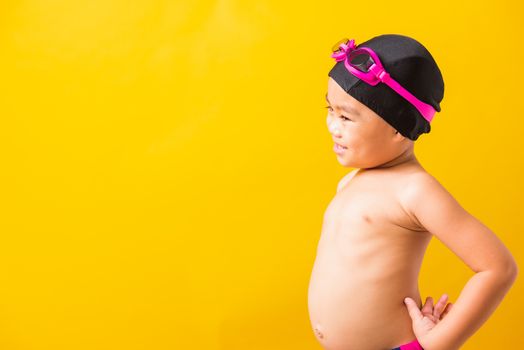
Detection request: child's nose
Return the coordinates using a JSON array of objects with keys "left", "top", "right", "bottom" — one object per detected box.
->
[{"left": 327, "top": 116, "right": 343, "bottom": 136}]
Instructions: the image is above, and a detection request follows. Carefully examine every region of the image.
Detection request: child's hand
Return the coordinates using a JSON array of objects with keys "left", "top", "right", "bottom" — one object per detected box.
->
[{"left": 404, "top": 294, "right": 453, "bottom": 343}]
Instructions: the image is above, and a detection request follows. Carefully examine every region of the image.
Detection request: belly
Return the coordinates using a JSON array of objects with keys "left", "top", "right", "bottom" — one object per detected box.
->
[{"left": 307, "top": 241, "right": 422, "bottom": 350}]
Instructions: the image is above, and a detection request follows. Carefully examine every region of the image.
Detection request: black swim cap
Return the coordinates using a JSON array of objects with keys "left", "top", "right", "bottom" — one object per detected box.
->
[{"left": 328, "top": 34, "right": 444, "bottom": 141}]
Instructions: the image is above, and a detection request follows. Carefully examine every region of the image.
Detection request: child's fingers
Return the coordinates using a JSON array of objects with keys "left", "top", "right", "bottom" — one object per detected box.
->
[
  {"left": 404, "top": 297, "right": 424, "bottom": 322},
  {"left": 441, "top": 302, "right": 453, "bottom": 318},
  {"left": 432, "top": 294, "right": 448, "bottom": 319},
  {"left": 421, "top": 296, "right": 434, "bottom": 314}
]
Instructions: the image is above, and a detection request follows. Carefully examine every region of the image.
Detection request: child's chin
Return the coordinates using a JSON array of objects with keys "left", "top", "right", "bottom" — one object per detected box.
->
[{"left": 336, "top": 155, "right": 354, "bottom": 167}]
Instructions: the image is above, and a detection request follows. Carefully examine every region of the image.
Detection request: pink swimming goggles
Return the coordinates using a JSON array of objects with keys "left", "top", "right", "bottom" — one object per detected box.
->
[{"left": 331, "top": 38, "right": 436, "bottom": 123}]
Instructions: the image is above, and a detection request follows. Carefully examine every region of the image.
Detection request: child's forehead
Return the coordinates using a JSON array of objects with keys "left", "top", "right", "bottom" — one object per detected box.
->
[
  {"left": 327, "top": 80, "right": 387, "bottom": 124},
  {"left": 327, "top": 77, "right": 357, "bottom": 104},
  {"left": 326, "top": 79, "right": 368, "bottom": 116}
]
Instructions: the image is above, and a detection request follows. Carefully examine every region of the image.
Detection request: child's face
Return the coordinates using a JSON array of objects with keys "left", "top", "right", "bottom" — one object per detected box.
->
[{"left": 326, "top": 77, "right": 411, "bottom": 168}]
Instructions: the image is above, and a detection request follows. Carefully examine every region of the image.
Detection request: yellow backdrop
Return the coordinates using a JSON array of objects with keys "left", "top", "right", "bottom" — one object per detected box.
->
[{"left": 1, "top": 0, "right": 522, "bottom": 349}]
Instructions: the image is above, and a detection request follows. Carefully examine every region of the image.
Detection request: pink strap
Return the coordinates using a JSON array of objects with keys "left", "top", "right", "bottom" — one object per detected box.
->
[{"left": 400, "top": 339, "right": 423, "bottom": 350}]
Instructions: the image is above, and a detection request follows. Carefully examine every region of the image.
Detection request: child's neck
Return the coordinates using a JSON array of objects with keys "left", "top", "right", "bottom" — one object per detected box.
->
[{"left": 370, "top": 144, "right": 419, "bottom": 170}]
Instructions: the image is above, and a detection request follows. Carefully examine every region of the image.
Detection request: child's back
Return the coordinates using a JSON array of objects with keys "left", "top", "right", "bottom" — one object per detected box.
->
[{"left": 308, "top": 162, "right": 431, "bottom": 350}]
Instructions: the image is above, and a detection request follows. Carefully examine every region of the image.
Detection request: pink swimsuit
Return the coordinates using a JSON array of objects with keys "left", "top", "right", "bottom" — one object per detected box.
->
[{"left": 391, "top": 338, "right": 423, "bottom": 350}]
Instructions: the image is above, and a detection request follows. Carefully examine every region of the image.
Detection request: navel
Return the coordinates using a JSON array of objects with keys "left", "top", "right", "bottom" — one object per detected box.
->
[{"left": 314, "top": 324, "right": 324, "bottom": 339}]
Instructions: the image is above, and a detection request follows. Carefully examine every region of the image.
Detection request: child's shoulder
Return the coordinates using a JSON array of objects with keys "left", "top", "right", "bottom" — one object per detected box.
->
[
  {"left": 398, "top": 169, "right": 461, "bottom": 222},
  {"left": 401, "top": 169, "right": 447, "bottom": 198}
]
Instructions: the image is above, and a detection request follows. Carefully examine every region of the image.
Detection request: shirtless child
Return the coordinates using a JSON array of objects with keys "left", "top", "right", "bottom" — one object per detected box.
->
[{"left": 307, "top": 34, "right": 518, "bottom": 350}]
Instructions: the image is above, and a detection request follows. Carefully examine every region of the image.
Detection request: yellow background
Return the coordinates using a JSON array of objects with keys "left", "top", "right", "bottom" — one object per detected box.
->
[{"left": 1, "top": 0, "right": 523, "bottom": 349}]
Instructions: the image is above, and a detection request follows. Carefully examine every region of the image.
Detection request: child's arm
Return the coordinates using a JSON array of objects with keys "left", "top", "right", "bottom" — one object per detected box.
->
[{"left": 402, "top": 173, "right": 518, "bottom": 350}]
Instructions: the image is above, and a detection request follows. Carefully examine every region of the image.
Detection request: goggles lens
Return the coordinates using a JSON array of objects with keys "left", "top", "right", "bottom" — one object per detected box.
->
[
  {"left": 331, "top": 37, "right": 375, "bottom": 73},
  {"left": 331, "top": 38, "right": 350, "bottom": 53},
  {"left": 349, "top": 51, "right": 374, "bottom": 73}
]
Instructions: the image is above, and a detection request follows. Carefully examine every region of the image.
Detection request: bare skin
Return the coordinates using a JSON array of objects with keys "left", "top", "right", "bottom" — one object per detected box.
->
[
  {"left": 307, "top": 78, "right": 517, "bottom": 349},
  {"left": 308, "top": 78, "right": 518, "bottom": 350}
]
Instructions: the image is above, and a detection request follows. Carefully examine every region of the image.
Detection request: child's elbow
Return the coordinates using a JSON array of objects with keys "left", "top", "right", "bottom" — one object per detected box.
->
[
  {"left": 500, "top": 257, "right": 518, "bottom": 286},
  {"left": 487, "top": 255, "right": 519, "bottom": 288},
  {"left": 509, "top": 258, "right": 519, "bottom": 283}
]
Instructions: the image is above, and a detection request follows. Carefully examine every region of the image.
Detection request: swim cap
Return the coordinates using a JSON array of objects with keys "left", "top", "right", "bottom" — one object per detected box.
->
[{"left": 328, "top": 34, "right": 444, "bottom": 141}]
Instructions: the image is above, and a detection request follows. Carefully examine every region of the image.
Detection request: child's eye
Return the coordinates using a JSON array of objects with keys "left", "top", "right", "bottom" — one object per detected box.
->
[{"left": 325, "top": 105, "right": 351, "bottom": 121}]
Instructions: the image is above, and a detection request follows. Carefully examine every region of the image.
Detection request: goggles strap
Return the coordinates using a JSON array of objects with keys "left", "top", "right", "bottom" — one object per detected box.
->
[
  {"left": 369, "top": 64, "right": 435, "bottom": 123},
  {"left": 382, "top": 77, "right": 435, "bottom": 123}
]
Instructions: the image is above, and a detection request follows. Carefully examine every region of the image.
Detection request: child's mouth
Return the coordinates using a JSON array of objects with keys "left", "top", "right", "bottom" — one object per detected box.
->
[{"left": 334, "top": 143, "right": 348, "bottom": 153}]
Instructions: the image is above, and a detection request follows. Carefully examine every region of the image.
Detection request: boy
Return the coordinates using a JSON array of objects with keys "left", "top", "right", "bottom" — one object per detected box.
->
[{"left": 307, "top": 34, "right": 518, "bottom": 350}]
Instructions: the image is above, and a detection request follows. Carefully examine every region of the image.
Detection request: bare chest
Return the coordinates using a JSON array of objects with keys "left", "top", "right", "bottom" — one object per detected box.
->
[
  {"left": 308, "top": 181, "right": 429, "bottom": 349},
  {"left": 323, "top": 183, "right": 420, "bottom": 240}
]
